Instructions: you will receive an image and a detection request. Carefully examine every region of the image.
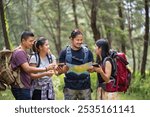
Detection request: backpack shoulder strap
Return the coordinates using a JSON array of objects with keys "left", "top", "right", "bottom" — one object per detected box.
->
[
  {"left": 82, "top": 45, "right": 89, "bottom": 63},
  {"left": 116, "top": 54, "right": 129, "bottom": 65},
  {"left": 103, "top": 56, "right": 117, "bottom": 77},
  {"left": 65, "top": 45, "right": 89, "bottom": 64},
  {"left": 34, "top": 53, "right": 40, "bottom": 67},
  {"left": 46, "top": 54, "right": 52, "bottom": 64},
  {"left": 34, "top": 53, "right": 53, "bottom": 67},
  {"left": 65, "top": 46, "right": 72, "bottom": 63}
]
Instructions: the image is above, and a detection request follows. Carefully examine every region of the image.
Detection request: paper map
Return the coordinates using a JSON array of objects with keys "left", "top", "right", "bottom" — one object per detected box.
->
[{"left": 66, "top": 62, "right": 92, "bottom": 74}]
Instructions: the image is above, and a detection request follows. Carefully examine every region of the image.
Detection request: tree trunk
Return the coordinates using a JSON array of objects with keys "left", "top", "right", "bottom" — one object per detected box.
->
[
  {"left": 81, "top": 0, "right": 90, "bottom": 20},
  {"left": 26, "top": 0, "right": 32, "bottom": 30},
  {"left": 127, "top": 1, "right": 136, "bottom": 76},
  {"left": 40, "top": 5, "right": 58, "bottom": 53},
  {"left": 56, "top": 0, "right": 61, "bottom": 54},
  {"left": 117, "top": 1, "right": 126, "bottom": 53},
  {"left": 137, "top": 47, "right": 141, "bottom": 71},
  {"left": 5, "top": 2, "right": 18, "bottom": 45},
  {"left": 104, "top": 25, "right": 112, "bottom": 48},
  {"left": 91, "top": 0, "right": 100, "bottom": 42},
  {"left": 0, "top": 0, "right": 11, "bottom": 49},
  {"left": 40, "top": 1, "right": 62, "bottom": 55},
  {"left": 106, "top": 30, "right": 112, "bottom": 49},
  {"left": 141, "top": 0, "right": 149, "bottom": 78},
  {"left": 72, "top": 0, "right": 78, "bottom": 28}
]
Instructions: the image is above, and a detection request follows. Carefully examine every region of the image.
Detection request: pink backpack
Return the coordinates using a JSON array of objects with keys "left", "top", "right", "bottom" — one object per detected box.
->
[{"left": 103, "top": 51, "right": 131, "bottom": 92}]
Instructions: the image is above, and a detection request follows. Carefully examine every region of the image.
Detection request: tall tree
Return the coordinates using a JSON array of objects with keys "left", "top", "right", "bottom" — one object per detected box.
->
[
  {"left": 72, "top": 0, "right": 78, "bottom": 28},
  {"left": 26, "top": 0, "right": 32, "bottom": 30},
  {"left": 55, "top": 0, "right": 62, "bottom": 54},
  {"left": 126, "top": 1, "right": 136, "bottom": 76},
  {"left": 141, "top": 0, "right": 149, "bottom": 78},
  {"left": 5, "top": 1, "right": 18, "bottom": 46},
  {"left": 0, "top": 0, "right": 10, "bottom": 49},
  {"left": 91, "top": 0, "right": 100, "bottom": 42},
  {"left": 117, "top": 1, "right": 126, "bottom": 53},
  {"left": 37, "top": 0, "right": 62, "bottom": 55}
]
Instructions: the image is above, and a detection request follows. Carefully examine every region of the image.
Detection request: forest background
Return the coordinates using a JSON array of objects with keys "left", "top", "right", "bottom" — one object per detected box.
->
[{"left": 0, "top": 0, "right": 149, "bottom": 100}]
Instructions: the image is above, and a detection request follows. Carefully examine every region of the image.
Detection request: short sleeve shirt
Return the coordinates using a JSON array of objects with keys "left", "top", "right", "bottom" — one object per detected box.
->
[
  {"left": 29, "top": 54, "right": 56, "bottom": 79},
  {"left": 11, "top": 49, "right": 30, "bottom": 88},
  {"left": 59, "top": 47, "right": 94, "bottom": 79}
]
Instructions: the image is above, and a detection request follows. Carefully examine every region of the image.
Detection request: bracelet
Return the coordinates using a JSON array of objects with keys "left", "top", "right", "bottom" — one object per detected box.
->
[{"left": 45, "top": 67, "right": 47, "bottom": 72}]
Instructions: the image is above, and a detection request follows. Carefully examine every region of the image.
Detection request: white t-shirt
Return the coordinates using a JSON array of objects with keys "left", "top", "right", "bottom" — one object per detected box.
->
[{"left": 29, "top": 54, "right": 56, "bottom": 79}]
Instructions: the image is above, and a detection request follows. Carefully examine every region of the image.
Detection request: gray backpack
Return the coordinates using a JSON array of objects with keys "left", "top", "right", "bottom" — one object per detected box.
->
[{"left": 65, "top": 45, "right": 89, "bottom": 64}]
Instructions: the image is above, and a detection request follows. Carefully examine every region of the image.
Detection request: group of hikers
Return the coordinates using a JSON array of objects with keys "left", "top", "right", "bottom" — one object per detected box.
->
[{"left": 10, "top": 29, "right": 118, "bottom": 100}]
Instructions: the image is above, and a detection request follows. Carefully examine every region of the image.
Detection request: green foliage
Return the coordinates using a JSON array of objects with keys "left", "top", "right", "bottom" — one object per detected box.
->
[
  {"left": 121, "top": 72, "right": 150, "bottom": 100},
  {"left": 90, "top": 73, "right": 98, "bottom": 100},
  {"left": 0, "top": 73, "right": 98, "bottom": 100},
  {"left": 0, "top": 88, "right": 14, "bottom": 100},
  {"left": 1, "top": 72, "right": 150, "bottom": 100},
  {"left": 0, "top": 0, "right": 149, "bottom": 99},
  {"left": 53, "top": 73, "right": 98, "bottom": 100},
  {"left": 52, "top": 74, "right": 64, "bottom": 100}
]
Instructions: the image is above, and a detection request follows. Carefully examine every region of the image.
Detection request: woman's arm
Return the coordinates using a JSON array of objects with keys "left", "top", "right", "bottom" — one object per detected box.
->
[
  {"left": 94, "top": 61, "right": 112, "bottom": 83},
  {"left": 21, "top": 62, "right": 54, "bottom": 73},
  {"left": 30, "top": 71, "right": 54, "bottom": 79},
  {"left": 29, "top": 64, "right": 54, "bottom": 79}
]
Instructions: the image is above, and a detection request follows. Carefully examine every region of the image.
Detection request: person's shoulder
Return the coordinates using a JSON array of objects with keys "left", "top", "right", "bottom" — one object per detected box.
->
[
  {"left": 29, "top": 53, "right": 37, "bottom": 64},
  {"left": 87, "top": 49, "right": 93, "bottom": 55},
  {"left": 104, "top": 57, "right": 113, "bottom": 65},
  {"left": 14, "top": 49, "right": 25, "bottom": 54},
  {"left": 60, "top": 48, "right": 67, "bottom": 54},
  {"left": 105, "top": 60, "right": 112, "bottom": 68},
  {"left": 50, "top": 54, "right": 56, "bottom": 59},
  {"left": 81, "top": 45, "right": 91, "bottom": 52},
  {"left": 50, "top": 54, "right": 55, "bottom": 57},
  {"left": 30, "top": 53, "right": 37, "bottom": 59},
  {"left": 13, "top": 49, "right": 26, "bottom": 57}
]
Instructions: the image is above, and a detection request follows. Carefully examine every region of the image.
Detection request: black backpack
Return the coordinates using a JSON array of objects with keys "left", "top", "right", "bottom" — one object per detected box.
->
[{"left": 31, "top": 53, "right": 53, "bottom": 67}]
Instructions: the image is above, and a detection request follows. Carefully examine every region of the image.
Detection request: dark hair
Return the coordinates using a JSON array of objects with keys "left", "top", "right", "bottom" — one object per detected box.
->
[
  {"left": 69, "top": 29, "right": 83, "bottom": 39},
  {"left": 35, "top": 37, "right": 47, "bottom": 50},
  {"left": 32, "top": 41, "right": 37, "bottom": 53},
  {"left": 96, "top": 39, "right": 110, "bottom": 62},
  {"left": 21, "top": 31, "right": 34, "bottom": 42}
]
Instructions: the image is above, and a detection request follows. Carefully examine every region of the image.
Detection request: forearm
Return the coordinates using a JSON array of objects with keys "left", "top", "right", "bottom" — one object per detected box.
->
[
  {"left": 21, "top": 62, "right": 47, "bottom": 73},
  {"left": 30, "top": 72, "right": 48, "bottom": 79},
  {"left": 98, "top": 70, "right": 110, "bottom": 83},
  {"left": 27, "top": 66, "right": 46, "bottom": 73}
]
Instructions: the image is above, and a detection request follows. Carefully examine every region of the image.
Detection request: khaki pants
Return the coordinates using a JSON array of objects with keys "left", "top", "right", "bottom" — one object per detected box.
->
[
  {"left": 64, "top": 88, "right": 91, "bottom": 100},
  {"left": 97, "top": 87, "right": 118, "bottom": 100}
]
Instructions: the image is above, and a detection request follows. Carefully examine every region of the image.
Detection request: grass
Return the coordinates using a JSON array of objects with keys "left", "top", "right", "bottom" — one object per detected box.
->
[
  {"left": 0, "top": 73, "right": 98, "bottom": 100},
  {"left": 0, "top": 73, "right": 149, "bottom": 100},
  {"left": 0, "top": 88, "right": 15, "bottom": 100}
]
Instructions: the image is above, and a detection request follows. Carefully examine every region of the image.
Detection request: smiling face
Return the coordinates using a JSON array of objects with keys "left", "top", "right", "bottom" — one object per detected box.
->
[
  {"left": 21, "top": 31, "right": 35, "bottom": 50},
  {"left": 71, "top": 34, "right": 83, "bottom": 49},
  {"left": 39, "top": 40, "right": 49, "bottom": 54},
  {"left": 22, "top": 36, "right": 35, "bottom": 49}
]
